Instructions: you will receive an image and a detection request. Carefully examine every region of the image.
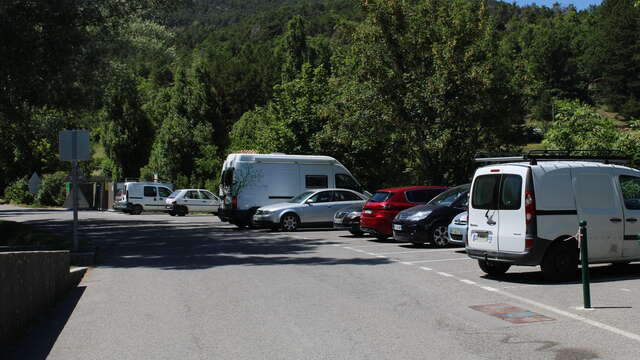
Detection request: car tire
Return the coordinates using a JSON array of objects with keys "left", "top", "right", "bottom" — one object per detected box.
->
[
  {"left": 541, "top": 241, "right": 578, "bottom": 282},
  {"left": 280, "top": 213, "right": 300, "bottom": 232},
  {"left": 349, "top": 229, "right": 364, "bottom": 236},
  {"left": 168, "top": 210, "right": 177, "bottom": 216},
  {"left": 176, "top": 206, "right": 188, "bottom": 217},
  {"left": 429, "top": 223, "right": 449, "bottom": 248},
  {"left": 131, "top": 205, "right": 143, "bottom": 215},
  {"left": 478, "top": 260, "right": 511, "bottom": 276}
]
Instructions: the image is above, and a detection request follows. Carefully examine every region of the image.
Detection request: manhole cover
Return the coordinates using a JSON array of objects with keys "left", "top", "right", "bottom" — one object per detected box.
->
[{"left": 470, "top": 303, "right": 554, "bottom": 324}]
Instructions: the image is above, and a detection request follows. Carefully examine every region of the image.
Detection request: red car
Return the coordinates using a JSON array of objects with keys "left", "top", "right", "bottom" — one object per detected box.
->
[{"left": 360, "top": 186, "right": 448, "bottom": 239}]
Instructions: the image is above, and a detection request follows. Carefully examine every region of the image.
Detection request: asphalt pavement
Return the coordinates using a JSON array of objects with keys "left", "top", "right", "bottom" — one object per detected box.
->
[{"left": 3, "top": 205, "right": 640, "bottom": 359}]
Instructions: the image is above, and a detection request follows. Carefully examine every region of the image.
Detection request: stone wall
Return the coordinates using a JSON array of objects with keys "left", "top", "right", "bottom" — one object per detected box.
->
[{"left": 0, "top": 251, "right": 81, "bottom": 345}]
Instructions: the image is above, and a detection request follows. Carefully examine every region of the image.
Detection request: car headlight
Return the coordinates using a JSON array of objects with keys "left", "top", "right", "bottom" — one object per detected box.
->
[
  {"left": 257, "top": 210, "right": 272, "bottom": 215},
  {"left": 407, "top": 211, "right": 431, "bottom": 221}
]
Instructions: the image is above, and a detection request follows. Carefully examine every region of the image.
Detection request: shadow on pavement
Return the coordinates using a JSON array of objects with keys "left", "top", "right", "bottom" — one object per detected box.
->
[
  {"left": 481, "top": 263, "right": 640, "bottom": 285},
  {"left": 7, "top": 286, "right": 86, "bottom": 360},
  {"left": 14, "top": 215, "right": 392, "bottom": 270}
]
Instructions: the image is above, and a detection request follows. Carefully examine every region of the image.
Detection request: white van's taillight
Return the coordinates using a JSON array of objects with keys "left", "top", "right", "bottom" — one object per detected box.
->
[
  {"left": 232, "top": 196, "right": 238, "bottom": 209},
  {"left": 525, "top": 190, "right": 535, "bottom": 225}
]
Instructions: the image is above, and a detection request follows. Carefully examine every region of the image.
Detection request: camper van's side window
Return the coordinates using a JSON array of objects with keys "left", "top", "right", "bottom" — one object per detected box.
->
[
  {"left": 144, "top": 186, "right": 157, "bottom": 197},
  {"left": 306, "top": 175, "right": 328, "bottom": 189},
  {"left": 336, "top": 174, "right": 359, "bottom": 191},
  {"left": 620, "top": 175, "right": 640, "bottom": 210},
  {"left": 158, "top": 187, "right": 171, "bottom": 198},
  {"left": 472, "top": 175, "right": 499, "bottom": 210}
]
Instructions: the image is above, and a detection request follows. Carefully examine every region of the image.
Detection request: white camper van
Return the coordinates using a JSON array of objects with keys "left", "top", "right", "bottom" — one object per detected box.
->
[
  {"left": 219, "top": 153, "right": 366, "bottom": 227},
  {"left": 467, "top": 151, "right": 640, "bottom": 281},
  {"left": 114, "top": 181, "right": 174, "bottom": 215}
]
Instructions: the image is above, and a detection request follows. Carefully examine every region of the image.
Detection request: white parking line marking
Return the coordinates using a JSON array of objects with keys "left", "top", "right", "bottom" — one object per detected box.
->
[
  {"left": 400, "top": 262, "right": 413, "bottom": 265},
  {"left": 407, "top": 258, "right": 471, "bottom": 264},
  {"left": 437, "top": 272, "right": 454, "bottom": 277},
  {"left": 350, "top": 244, "right": 404, "bottom": 249},
  {"left": 420, "top": 266, "right": 432, "bottom": 271},
  {"left": 377, "top": 249, "right": 462, "bottom": 255},
  {"left": 621, "top": 288, "right": 632, "bottom": 292},
  {"left": 460, "top": 279, "right": 476, "bottom": 285},
  {"left": 470, "top": 281, "right": 640, "bottom": 343},
  {"left": 365, "top": 252, "right": 378, "bottom": 256},
  {"left": 376, "top": 255, "right": 387, "bottom": 258}
]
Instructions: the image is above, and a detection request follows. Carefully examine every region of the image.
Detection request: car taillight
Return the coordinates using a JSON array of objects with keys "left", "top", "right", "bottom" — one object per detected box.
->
[
  {"left": 232, "top": 196, "right": 238, "bottom": 209},
  {"left": 525, "top": 190, "right": 535, "bottom": 225}
]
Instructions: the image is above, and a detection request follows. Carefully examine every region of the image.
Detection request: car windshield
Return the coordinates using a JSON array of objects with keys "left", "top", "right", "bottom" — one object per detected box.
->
[
  {"left": 289, "top": 191, "right": 314, "bottom": 203},
  {"left": 428, "top": 185, "right": 469, "bottom": 207},
  {"left": 168, "top": 191, "right": 181, "bottom": 199}
]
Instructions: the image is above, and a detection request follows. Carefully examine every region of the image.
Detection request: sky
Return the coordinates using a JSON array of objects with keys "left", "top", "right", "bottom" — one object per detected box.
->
[{"left": 514, "top": 0, "right": 602, "bottom": 10}]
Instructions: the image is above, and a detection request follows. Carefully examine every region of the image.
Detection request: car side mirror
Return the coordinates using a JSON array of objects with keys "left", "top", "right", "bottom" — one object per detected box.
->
[{"left": 305, "top": 199, "right": 315, "bottom": 205}]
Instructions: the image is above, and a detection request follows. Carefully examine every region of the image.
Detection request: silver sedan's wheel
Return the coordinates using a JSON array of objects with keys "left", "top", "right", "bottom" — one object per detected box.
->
[
  {"left": 280, "top": 213, "right": 299, "bottom": 232},
  {"left": 431, "top": 224, "right": 449, "bottom": 248}
]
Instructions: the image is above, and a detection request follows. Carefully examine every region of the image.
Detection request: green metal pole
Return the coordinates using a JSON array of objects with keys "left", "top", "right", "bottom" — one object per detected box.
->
[{"left": 579, "top": 220, "right": 591, "bottom": 308}]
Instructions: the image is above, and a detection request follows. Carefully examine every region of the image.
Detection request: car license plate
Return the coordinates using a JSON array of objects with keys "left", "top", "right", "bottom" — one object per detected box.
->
[
  {"left": 473, "top": 232, "right": 490, "bottom": 243},
  {"left": 393, "top": 224, "right": 402, "bottom": 231},
  {"left": 335, "top": 218, "right": 343, "bottom": 224},
  {"left": 450, "top": 228, "right": 461, "bottom": 235},
  {"left": 364, "top": 209, "right": 373, "bottom": 214}
]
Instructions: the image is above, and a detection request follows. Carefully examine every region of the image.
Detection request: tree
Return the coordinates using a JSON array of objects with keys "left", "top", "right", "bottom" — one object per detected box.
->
[
  {"left": 280, "top": 15, "right": 309, "bottom": 81},
  {"left": 542, "top": 99, "right": 619, "bottom": 150},
  {"left": 99, "top": 70, "right": 154, "bottom": 180},
  {"left": 341, "top": 0, "right": 525, "bottom": 185}
]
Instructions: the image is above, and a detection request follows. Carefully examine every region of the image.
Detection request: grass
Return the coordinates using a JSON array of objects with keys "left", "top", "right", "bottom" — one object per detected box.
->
[{"left": 0, "top": 220, "right": 71, "bottom": 249}]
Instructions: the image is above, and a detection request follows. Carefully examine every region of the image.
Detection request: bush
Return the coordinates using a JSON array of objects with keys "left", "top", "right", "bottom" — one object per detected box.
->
[
  {"left": 35, "top": 171, "right": 68, "bottom": 206},
  {"left": 4, "top": 177, "right": 35, "bottom": 204}
]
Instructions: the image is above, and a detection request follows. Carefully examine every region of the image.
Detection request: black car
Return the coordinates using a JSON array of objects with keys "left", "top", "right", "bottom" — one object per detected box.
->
[
  {"left": 392, "top": 184, "right": 469, "bottom": 247},
  {"left": 333, "top": 204, "right": 364, "bottom": 236}
]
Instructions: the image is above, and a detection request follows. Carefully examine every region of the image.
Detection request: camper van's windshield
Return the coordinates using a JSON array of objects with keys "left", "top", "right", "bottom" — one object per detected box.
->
[{"left": 289, "top": 191, "right": 314, "bottom": 203}]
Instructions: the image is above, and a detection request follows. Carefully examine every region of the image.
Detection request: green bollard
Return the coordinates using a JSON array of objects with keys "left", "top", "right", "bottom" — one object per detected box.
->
[{"left": 579, "top": 220, "right": 591, "bottom": 309}]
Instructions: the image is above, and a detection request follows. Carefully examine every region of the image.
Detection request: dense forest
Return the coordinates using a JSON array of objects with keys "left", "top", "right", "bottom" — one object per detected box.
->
[{"left": 2, "top": 0, "right": 640, "bottom": 204}]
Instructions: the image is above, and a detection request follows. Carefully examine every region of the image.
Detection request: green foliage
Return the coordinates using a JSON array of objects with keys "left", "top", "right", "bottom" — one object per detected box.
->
[
  {"left": 4, "top": 177, "right": 34, "bottom": 205},
  {"left": 35, "top": 171, "right": 69, "bottom": 206},
  {"left": 542, "top": 100, "right": 619, "bottom": 150}
]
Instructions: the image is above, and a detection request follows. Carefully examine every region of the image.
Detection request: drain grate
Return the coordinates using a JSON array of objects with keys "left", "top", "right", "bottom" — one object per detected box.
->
[{"left": 470, "top": 303, "right": 554, "bottom": 324}]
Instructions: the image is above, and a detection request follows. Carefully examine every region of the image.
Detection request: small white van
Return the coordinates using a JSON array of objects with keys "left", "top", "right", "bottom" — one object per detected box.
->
[
  {"left": 114, "top": 181, "right": 174, "bottom": 215},
  {"left": 467, "top": 153, "right": 640, "bottom": 280},
  {"left": 219, "top": 153, "right": 366, "bottom": 227}
]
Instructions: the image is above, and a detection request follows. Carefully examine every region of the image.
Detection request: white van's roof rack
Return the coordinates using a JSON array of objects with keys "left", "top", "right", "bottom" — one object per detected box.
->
[{"left": 476, "top": 150, "right": 629, "bottom": 165}]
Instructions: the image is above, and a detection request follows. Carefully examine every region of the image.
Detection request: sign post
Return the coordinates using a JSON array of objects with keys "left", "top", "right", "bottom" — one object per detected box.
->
[{"left": 59, "top": 130, "right": 90, "bottom": 252}]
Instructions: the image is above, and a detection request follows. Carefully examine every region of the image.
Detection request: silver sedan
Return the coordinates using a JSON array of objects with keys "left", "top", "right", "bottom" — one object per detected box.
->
[
  {"left": 253, "top": 189, "right": 368, "bottom": 231},
  {"left": 447, "top": 211, "right": 468, "bottom": 246}
]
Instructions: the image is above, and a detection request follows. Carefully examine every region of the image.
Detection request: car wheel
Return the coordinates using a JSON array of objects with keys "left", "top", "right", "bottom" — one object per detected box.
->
[
  {"left": 349, "top": 229, "right": 364, "bottom": 236},
  {"left": 176, "top": 206, "right": 188, "bottom": 217},
  {"left": 430, "top": 223, "right": 449, "bottom": 248},
  {"left": 478, "top": 260, "right": 511, "bottom": 276},
  {"left": 541, "top": 241, "right": 578, "bottom": 282},
  {"left": 280, "top": 213, "right": 300, "bottom": 232},
  {"left": 131, "top": 205, "right": 143, "bottom": 215}
]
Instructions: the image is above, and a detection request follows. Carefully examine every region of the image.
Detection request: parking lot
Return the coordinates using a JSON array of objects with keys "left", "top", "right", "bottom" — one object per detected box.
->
[{"left": 5, "top": 206, "right": 640, "bottom": 359}]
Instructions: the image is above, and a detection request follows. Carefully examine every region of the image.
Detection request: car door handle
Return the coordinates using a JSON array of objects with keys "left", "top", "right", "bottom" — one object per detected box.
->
[
  {"left": 627, "top": 218, "right": 638, "bottom": 222},
  {"left": 610, "top": 218, "right": 622, "bottom": 223}
]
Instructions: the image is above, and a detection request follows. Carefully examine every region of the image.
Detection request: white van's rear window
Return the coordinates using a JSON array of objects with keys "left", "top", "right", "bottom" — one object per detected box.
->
[{"left": 472, "top": 174, "right": 522, "bottom": 210}]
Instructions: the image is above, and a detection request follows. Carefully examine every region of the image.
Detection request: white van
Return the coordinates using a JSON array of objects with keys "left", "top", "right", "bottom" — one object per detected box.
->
[
  {"left": 219, "top": 153, "right": 366, "bottom": 227},
  {"left": 467, "top": 154, "right": 640, "bottom": 280},
  {"left": 114, "top": 181, "right": 174, "bottom": 215}
]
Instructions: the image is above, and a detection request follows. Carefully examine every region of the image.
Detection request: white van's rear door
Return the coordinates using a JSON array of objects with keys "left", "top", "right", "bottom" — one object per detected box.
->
[
  {"left": 468, "top": 166, "right": 528, "bottom": 253},
  {"left": 468, "top": 169, "right": 501, "bottom": 252},
  {"left": 572, "top": 167, "right": 623, "bottom": 260}
]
